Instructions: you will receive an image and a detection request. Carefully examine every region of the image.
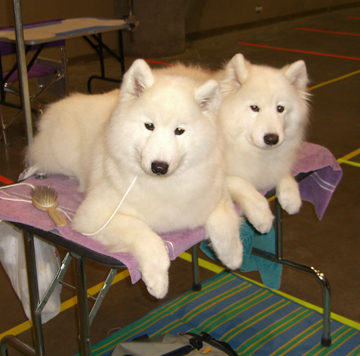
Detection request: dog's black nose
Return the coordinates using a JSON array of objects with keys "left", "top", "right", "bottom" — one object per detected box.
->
[
  {"left": 264, "top": 134, "right": 279, "bottom": 146},
  {"left": 151, "top": 161, "right": 169, "bottom": 175}
]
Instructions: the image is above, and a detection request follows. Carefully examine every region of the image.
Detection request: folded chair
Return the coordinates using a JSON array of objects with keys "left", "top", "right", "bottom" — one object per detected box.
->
[{"left": 0, "top": 26, "right": 67, "bottom": 145}]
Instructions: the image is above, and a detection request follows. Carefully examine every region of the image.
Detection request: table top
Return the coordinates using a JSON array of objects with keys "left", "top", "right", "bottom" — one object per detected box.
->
[{"left": 0, "top": 17, "right": 132, "bottom": 45}]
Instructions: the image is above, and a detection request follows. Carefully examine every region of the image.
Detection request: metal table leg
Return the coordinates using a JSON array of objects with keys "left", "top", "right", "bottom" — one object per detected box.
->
[
  {"left": 72, "top": 253, "right": 92, "bottom": 356},
  {"left": 12, "top": 0, "right": 33, "bottom": 144},
  {"left": 191, "top": 245, "right": 201, "bottom": 291},
  {"left": 0, "top": 335, "right": 35, "bottom": 356},
  {"left": 23, "top": 230, "right": 46, "bottom": 355},
  {"left": 252, "top": 198, "right": 332, "bottom": 347}
]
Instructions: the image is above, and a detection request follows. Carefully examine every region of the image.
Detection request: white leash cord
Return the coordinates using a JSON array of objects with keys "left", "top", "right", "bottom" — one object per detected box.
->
[{"left": 82, "top": 176, "right": 138, "bottom": 236}]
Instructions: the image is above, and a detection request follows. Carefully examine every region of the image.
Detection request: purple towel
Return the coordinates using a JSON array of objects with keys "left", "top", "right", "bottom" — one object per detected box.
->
[
  {"left": 293, "top": 142, "right": 343, "bottom": 220},
  {"left": 0, "top": 142, "right": 342, "bottom": 284}
]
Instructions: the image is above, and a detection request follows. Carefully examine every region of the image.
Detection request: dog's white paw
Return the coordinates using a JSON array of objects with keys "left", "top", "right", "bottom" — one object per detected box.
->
[
  {"left": 251, "top": 211, "right": 274, "bottom": 234},
  {"left": 277, "top": 177, "right": 302, "bottom": 215},
  {"left": 217, "top": 238, "right": 243, "bottom": 270},
  {"left": 140, "top": 255, "right": 171, "bottom": 299},
  {"left": 278, "top": 190, "right": 302, "bottom": 215},
  {"left": 142, "top": 267, "right": 169, "bottom": 299},
  {"left": 205, "top": 199, "right": 244, "bottom": 270},
  {"left": 245, "top": 200, "right": 274, "bottom": 234}
]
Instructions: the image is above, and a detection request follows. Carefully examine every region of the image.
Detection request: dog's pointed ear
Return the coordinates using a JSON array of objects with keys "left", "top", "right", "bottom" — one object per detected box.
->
[
  {"left": 284, "top": 60, "right": 308, "bottom": 92},
  {"left": 220, "top": 53, "right": 249, "bottom": 95},
  {"left": 228, "top": 53, "right": 249, "bottom": 84},
  {"left": 121, "top": 59, "right": 154, "bottom": 98},
  {"left": 195, "top": 79, "right": 221, "bottom": 116}
]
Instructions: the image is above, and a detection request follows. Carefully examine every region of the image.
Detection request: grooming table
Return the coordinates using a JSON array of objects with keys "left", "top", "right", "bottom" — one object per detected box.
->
[{"left": 0, "top": 142, "right": 342, "bottom": 355}]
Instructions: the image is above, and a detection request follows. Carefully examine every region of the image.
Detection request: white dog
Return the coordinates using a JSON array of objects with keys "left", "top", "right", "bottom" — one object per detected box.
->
[
  {"left": 27, "top": 59, "right": 243, "bottom": 298},
  {"left": 217, "top": 54, "right": 310, "bottom": 233},
  {"left": 158, "top": 55, "right": 310, "bottom": 233}
]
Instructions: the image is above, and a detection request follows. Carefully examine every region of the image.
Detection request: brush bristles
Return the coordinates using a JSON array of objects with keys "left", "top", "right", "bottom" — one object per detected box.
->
[{"left": 31, "top": 185, "right": 58, "bottom": 208}]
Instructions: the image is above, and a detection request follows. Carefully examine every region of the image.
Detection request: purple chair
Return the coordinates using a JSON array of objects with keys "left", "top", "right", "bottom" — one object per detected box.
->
[{"left": 0, "top": 23, "right": 67, "bottom": 145}]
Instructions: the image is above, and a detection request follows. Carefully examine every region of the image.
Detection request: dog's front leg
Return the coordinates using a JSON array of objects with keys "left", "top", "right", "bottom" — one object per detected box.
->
[
  {"left": 72, "top": 195, "right": 170, "bottom": 299},
  {"left": 205, "top": 187, "right": 243, "bottom": 270},
  {"left": 276, "top": 173, "right": 302, "bottom": 215},
  {"left": 226, "top": 175, "right": 274, "bottom": 234},
  {"left": 100, "top": 214, "right": 171, "bottom": 299}
]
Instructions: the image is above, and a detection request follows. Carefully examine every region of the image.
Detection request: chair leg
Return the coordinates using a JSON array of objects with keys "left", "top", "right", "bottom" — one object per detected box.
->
[
  {"left": 0, "top": 106, "right": 8, "bottom": 146},
  {"left": 191, "top": 245, "right": 202, "bottom": 291},
  {"left": 60, "top": 45, "right": 68, "bottom": 96},
  {"left": 12, "top": 0, "right": 34, "bottom": 144},
  {"left": 0, "top": 101, "right": 13, "bottom": 146}
]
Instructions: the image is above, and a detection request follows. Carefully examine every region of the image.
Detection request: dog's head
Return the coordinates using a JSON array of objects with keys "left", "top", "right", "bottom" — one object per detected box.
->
[
  {"left": 107, "top": 59, "right": 221, "bottom": 177},
  {"left": 219, "top": 53, "right": 310, "bottom": 150}
]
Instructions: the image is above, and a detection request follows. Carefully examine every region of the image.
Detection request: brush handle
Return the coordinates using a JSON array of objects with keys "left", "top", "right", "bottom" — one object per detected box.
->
[{"left": 48, "top": 206, "right": 67, "bottom": 227}]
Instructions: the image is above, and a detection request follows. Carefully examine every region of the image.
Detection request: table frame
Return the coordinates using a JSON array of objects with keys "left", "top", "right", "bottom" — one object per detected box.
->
[
  {"left": 0, "top": 222, "right": 197, "bottom": 356},
  {"left": 0, "top": 196, "right": 332, "bottom": 356}
]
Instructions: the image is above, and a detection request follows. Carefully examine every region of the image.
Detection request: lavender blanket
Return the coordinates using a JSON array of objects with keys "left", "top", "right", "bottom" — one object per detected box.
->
[{"left": 0, "top": 142, "right": 342, "bottom": 284}]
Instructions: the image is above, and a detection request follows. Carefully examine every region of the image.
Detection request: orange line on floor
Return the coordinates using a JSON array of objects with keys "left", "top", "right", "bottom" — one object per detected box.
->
[
  {"left": 296, "top": 27, "right": 360, "bottom": 37},
  {"left": 347, "top": 16, "right": 360, "bottom": 20},
  {"left": 145, "top": 59, "right": 175, "bottom": 66},
  {"left": 237, "top": 42, "right": 360, "bottom": 61},
  {"left": 0, "top": 175, "right": 14, "bottom": 185}
]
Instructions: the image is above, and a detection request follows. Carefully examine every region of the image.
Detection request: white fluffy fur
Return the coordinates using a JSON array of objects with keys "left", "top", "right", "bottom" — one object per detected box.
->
[
  {"left": 158, "top": 55, "right": 310, "bottom": 233},
  {"left": 216, "top": 54, "right": 310, "bottom": 233},
  {"left": 27, "top": 59, "right": 243, "bottom": 299}
]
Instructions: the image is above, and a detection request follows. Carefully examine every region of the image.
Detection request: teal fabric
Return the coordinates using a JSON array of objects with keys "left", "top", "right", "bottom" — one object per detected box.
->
[
  {"left": 200, "top": 221, "right": 282, "bottom": 289},
  {"left": 76, "top": 271, "right": 360, "bottom": 356}
]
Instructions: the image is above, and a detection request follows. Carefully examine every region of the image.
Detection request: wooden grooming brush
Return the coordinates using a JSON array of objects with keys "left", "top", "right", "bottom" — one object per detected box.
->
[{"left": 31, "top": 185, "right": 67, "bottom": 227}]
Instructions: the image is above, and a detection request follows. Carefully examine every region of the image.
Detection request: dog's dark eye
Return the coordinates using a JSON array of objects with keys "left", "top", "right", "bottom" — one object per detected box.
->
[
  {"left": 277, "top": 105, "right": 285, "bottom": 113},
  {"left": 175, "top": 127, "right": 185, "bottom": 136},
  {"left": 144, "top": 123, "right": 155, "bottom": 131},
  {"left": 250, "top": 105, "right": 260, "bottom": 112}
]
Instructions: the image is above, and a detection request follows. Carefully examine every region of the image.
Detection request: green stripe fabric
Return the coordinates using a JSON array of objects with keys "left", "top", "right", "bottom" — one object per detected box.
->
[{"left": 75, "top": 271, "right": 360, "bottom": 356}]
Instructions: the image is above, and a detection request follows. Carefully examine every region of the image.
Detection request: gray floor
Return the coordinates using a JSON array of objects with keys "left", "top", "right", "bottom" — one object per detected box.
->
[{"left": 1, "top": 7, "right": 360, "bottom": 355}]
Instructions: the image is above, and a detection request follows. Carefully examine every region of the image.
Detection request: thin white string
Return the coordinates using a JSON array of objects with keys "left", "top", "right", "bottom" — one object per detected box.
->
[
  {"left": 0, "top": 182, "right": 36, "bottom": 190},
  {"left": 0, "top": 182, "right": 72, "bottom": 220},
  {"left": 57, "top": 207, "right": 73, "bottom": 222},
  {"left": 0, "top": 177, "right": 137, "bottom": 231},
  {"left": 0, "top": 182, "right": 36, "bottom": 203},
  {"left": 0, "top": 196, "right": 33, "bottom": 203},
  {"left": 0, "top": 189, "right": 13, "bottom": 197},
  {"left": 82, "top": 176, "right": 138, "bottom": 236}
]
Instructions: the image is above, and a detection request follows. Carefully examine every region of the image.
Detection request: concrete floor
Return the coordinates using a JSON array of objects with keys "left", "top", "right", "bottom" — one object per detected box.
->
[{"left": 1, "top": 6, "right": 360, "bottom": 355}]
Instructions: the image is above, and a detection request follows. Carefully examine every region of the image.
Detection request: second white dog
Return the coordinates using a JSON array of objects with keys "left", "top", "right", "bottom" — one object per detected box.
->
[
  {"left": 218, "top": 54, "right": 310, "bottom": 233},
  {"left": 159, "top": 54, "right": 310, "bottom": 233}
]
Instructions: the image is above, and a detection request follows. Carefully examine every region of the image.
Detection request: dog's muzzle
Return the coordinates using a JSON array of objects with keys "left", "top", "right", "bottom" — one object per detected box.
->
[
  {"left": 264, "top": 133, "right": 279, "bottom": 146},
  {"left": 151, "top": 161, "right": 169, "bottom": 175}
]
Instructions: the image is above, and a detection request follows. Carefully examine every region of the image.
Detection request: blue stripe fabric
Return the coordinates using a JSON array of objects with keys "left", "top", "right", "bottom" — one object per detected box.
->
[{"left": 75, "top": 271, "right": 360, "bottom": 356}]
